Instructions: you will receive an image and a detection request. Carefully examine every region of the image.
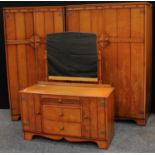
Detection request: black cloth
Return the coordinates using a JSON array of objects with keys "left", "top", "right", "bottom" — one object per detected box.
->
[{"left": 46, "top": 32, "right": 97, "bottom": 77}]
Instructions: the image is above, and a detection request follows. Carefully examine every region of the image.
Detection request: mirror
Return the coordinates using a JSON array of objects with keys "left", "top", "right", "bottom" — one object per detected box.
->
[{"left": 46, "top": 32, "right": 98, "bottom": 82}]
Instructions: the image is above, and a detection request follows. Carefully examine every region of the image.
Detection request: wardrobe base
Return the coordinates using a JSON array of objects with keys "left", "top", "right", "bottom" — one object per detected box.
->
[
  {"left": 11, "top": 114, "right": 20, "bottom": 121},
  {"left": 135, "top": 119, "right": 146, "bottom": 126},
  {"left": 115, "top": 117, "right": 147, "bottom": 126},
  {"left": 23, "top": 132, "right": 109, "bottom": 149}
]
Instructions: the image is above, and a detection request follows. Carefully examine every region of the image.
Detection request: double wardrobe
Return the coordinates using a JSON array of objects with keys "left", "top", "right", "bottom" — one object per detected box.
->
[{"left": 3, "top": 2, "right": 152, "bottom": 127}]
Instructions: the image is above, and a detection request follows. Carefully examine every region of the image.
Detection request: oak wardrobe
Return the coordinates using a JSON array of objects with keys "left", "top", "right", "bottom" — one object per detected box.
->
[{"left": 3, "top": 2, "right": 152, "bottom": 125}]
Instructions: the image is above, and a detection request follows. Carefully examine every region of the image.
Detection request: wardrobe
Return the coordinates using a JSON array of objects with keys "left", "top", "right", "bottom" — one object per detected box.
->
[{"left": 3, "top": 2, "right": 152, "bottom": 125}]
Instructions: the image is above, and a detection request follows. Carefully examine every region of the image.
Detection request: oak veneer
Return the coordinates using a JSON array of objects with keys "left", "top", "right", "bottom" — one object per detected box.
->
[{"left": 20, "top": 83, "right": 114, "bottom": 149}]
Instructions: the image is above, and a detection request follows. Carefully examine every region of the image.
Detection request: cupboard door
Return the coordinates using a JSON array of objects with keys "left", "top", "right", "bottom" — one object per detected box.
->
[
  {"left": 81, "top": 98, "right": 106, "bottom": 139},
  {"left": 102, "top": 7, "right": 145, "bottom": 119},
  {"left": 21, "top": 94, "right": 41, "bottom": 133},
  {"left": 3, "top": 7, "right": 65, "bottom": 120},
  {"left": 3, "top": 8, "right": 36, "bottom": 119},
  {"left": 33, "top": 7, "right": 65, "bottom": 81},
  {"left": 66, "top": 5, "right": 145, "bottom": 120}
]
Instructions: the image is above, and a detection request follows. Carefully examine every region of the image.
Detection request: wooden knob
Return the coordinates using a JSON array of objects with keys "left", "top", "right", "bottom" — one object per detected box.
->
[
  {"left": 36, "top": 112, "right": 41, "bottom": 115},
  {"left": 58, "top": 99, "right": 62, "bottom": 103},
  {"left": 59, "top": 112, "right": 64, "bottom": 117},
  {"left": 60, "top": 126, "right": 64, "bottom": 131},
  {"left": 84, "top": 116, "right": 89, "bottom": 120}
]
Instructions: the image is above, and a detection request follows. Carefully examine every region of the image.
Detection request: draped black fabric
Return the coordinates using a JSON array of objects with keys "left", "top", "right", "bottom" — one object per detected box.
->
[{"left": 47, "top": 32, "right": 97, "bottom": 77}]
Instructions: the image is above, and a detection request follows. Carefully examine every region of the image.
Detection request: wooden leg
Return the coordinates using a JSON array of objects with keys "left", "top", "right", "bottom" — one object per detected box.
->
[
  {"left": 135, "top": 119, "right": 146, "bottom": 126},
  {"left": 11, "top": 115, "right": 20, "bottom": 121},
  {"left": 96, "top": 141, "right": 108, "bottom": 149},
  {"left": 24, "top": 132, "right": 34, "bottom": 141}
]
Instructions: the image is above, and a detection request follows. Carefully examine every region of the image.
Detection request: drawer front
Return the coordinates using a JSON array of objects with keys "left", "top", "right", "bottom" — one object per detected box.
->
[
  {"left": 42, "top": 105, "right": 81, "bottom": 123},
  {"left": 41, "top": 95, "right": 80, "bottom": 106},
  {"left": 43, "top": 120, "right": 81, "bottom": 137}
]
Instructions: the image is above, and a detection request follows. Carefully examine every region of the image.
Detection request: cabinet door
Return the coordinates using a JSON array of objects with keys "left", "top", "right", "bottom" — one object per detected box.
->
[
  {"left": 66, "top": 5, "right": 145, "bottom": 120},
  {"left": 21, "top": 94, "right": 41, "bottom": 133},
  {"left": 111, "top": 7, "right": 145, "bottom": 119},
  {"left": 81, "top": 98, "right": 106, "bottom": 139},
  {"left": 33, "top": 7, "right": 65, "bottom": 81},
  {"left": 3, "top": 8, "right": 36, "bottom": 119},
  {"left": 4, "top": 7, "right": 65, "bottom": 120}
]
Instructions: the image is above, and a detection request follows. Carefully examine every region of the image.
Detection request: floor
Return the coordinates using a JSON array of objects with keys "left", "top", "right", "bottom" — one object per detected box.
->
[{"left": 0, "top": 109, "right": 155, "bottom": 153}]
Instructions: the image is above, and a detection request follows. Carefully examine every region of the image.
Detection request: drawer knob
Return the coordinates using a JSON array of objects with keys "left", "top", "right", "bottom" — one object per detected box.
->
[
  {"left": 59, "top": 112, "right": 64, "bottom": 117},
  {"left": 84, "top": 116, "right": 89, "bottom": 120},
  {"left": 58, "top": 99, "right": 62, "bottom": 103},
  {"left": 36, "top": 112, "right": 41, "bottom": 115},
  {"left": 60, "top": 126, "right": 64, "bottom": 131}
]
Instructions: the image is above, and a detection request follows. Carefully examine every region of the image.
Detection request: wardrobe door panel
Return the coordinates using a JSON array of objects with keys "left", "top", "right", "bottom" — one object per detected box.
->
[
  {"left": 116, "top": 8, "right": 131, "bottom": 118},
  {"left": 33, "top": 11, "right": 46, "bottom": 81},
  {"left": 79, "top": 10, "right": 91, "bottom": 32},
  {"left": 44, "top": 12, "right": 54, "bottom": 34},
  {"left": 25, "top": 13, "right": 37, "bottom": 85},
  {"left": 66, "top": 8, "right": 104, "bottom": 35},
  {"left": 91, "top": 9, "right": 104, "bottom": 35},
  {"left": 15, "top": 12, "right": 28, "bottom": 90},
  {"left": 102, "top": 9, "right": 117, "bottom": 98},
  {"left": 130, "top": 8, "right": 145, "bottom": 119},
  {"left": 53, "top": 11, "right": 64, "bottom": 32},
  {"left": 66, "top": 10, "right": 80, "bottom": 31}
]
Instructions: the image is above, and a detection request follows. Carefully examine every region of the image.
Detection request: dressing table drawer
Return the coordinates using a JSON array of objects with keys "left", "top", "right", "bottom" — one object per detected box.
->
[
  {"left": 42, "top": 105, "right": 81, "bottom": 123},
  {"left": 41, "top": 95, "right": 80, "bottom": 106},
  {"left": 43, "top": 120, "right": 81, "bottom": 137}
]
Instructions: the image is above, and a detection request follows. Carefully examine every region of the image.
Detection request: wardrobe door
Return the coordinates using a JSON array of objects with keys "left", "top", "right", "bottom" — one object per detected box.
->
[
  {"left": 66, "top": 3, "right": 151, "bottom": 125},
  {"left": 98, "top": 6, "right": 146, "bottom": 122},
  {"left": 33, "top": 7, "right": 65, "bottom": 81},
  {"left": 66, "top": 5, "right": 123, "bottom": 119},
  {"left": 3, "top": 7, "right": 65, "bottom": 121},
  {"left": 3, "top": 8, "right": 36, "bottom": 120}
]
